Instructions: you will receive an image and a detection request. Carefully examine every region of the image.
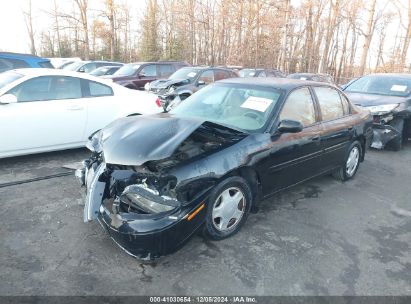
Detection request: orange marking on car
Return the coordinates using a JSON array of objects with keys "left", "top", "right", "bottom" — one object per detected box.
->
[{"left": 187, "top": 203, "right": 205, "bottom": 221}]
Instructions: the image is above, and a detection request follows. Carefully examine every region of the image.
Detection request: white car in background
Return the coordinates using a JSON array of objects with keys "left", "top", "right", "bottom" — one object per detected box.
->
[{"left": 0, "top": 69, "right": 163, "bottom": 158}]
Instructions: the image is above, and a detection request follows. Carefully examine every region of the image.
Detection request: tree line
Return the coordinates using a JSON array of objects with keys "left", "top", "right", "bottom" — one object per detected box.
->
[{"left": 24, "top": 0, "right": 411, "bottom": 83}]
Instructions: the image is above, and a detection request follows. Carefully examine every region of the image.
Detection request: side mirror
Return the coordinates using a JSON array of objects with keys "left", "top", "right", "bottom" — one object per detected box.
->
[
  {"left": 197, "top": 80, "right": 206, "bottom": 86},
  {"left": 0, "top": 94, "right": 17, "bottom": 104},
  {"left": 139, "top": 72, "right": 147, "bottom": 78},
  {"left": 277, "top": 119, "right": 303, "bottom": 133}
]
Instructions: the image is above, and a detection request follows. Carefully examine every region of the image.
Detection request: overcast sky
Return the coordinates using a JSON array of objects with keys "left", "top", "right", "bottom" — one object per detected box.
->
[
  {"left": 0, "top": 0, "right": 409, "bottom": 67},
  {"left": 0, "top": 0, "right": 145, "bottom": 53}
]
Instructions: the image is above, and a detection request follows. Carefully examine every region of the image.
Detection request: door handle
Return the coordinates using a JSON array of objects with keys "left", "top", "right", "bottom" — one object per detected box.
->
[
  {"left": 67, "top": 105, "right": 84, "bottom": 111},
  {"left": 312, "top": 136, "right": 320, "bottom": 142}
]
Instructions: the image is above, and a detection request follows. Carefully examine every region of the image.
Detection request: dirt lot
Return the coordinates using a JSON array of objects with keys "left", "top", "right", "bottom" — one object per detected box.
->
[{"left": 1, "top": 144, "right": 410, "bottom": 296}]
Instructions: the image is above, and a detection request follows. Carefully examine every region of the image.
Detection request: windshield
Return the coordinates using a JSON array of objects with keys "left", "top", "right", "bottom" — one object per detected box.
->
[
  {"left": 113, "top": 64, "right": 140, "bottom": 76},
  {"left": 169, "top": 68, "right": 200, "bottom": 80},
  {"left": 63, "top": 61, "right": 85, "bottom": 71},
  {"left": 239, "top": 69, "right": 258, "bottom": 77},
  {"left": 170, "top": 83, "right": 282, "bottom": 132},
  {"left": 345, "top": 75, "right": 411, "bottom": 97},
  {"left": 0, "top": 71, "right": 23, "bottom": 90},
  {"left": 90, "top": 67, "right": 109, "bottom": 76}
]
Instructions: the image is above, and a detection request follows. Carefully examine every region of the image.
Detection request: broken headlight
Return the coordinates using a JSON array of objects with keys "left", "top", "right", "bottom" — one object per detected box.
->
[
  {"left": 120, "top": 185, "right": 177, "bottom": 214},
  {"left": 367, "top": 104, "right": 399, "bottom": 115},
  {"left": 86, "top": 130, "right": 103, "bottom": 153}
]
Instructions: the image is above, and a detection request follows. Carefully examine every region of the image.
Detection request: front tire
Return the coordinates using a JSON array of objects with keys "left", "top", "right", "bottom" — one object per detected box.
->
[
  {"left": 203, "top": 176, "right": 253, "bottom": 240},
  {"left": 333, "top": 141, "right": 362, "bottom": 181}
]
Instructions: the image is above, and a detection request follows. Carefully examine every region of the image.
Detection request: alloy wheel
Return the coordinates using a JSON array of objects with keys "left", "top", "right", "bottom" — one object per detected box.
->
[
  {"left": 211, "top": 187, "right": 246, "bottom": 232},
  {"left": 346, "top": 146, "right": 360, "bottom": 177}
]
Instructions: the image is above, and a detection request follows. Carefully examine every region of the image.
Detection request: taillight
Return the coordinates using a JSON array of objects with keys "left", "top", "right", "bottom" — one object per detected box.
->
[{"left": 155, "top": 98, "right": 161, "bottom": 107}]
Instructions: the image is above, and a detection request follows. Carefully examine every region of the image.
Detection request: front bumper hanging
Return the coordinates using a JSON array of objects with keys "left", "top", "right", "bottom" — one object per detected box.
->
[
  {"left": 75, "top": 160, "right": 209, "bottom": 259},
  {"left": 371, "top": 123, "right": 401, "bottom": 149}
]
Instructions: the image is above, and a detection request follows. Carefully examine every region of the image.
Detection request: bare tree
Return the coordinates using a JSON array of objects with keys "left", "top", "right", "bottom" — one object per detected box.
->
[
  {"left": 23, "top": 0, "right": 37, "bottom": 55},
  {"left": 358, "top": 0, "right": 377, "bottom": 75},
  {"left": 73, "top": 0, "right": 90, "bottom": 60}
]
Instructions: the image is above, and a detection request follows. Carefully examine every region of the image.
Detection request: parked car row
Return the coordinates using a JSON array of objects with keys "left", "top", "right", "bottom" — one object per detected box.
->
[{"left": 103, "top": 61, "right": 190, "bottom": 90}]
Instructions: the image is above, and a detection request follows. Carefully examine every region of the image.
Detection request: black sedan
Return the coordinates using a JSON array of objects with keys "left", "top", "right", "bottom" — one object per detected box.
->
[
  {"left": 76, "top": 78, "right": 373, "bottom": 259},
  {"left": 343, "top": 73, "right": 411, "bottom": 150}
]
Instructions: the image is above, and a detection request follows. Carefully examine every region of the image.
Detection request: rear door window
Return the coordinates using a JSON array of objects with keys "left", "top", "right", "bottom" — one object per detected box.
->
[
  {"left": 214, "top": 70, "right": 231, "bottom": 81},
  {"left": 38, "top": 61, "right": 54, "bottom": 68},
  {"left": 86, "top": 80, "right": 114, "bottom": 97},
  {"left": 339, "top": 92, "right": 351, "bottom": 115},
  {"left": 199, "top": 70, "right": 214, "bottom": 85},
  {"left": 314, "top": 86, "right": 344, "bottom": 121},
  {"left": 279, "top": 88, "right": 316, "bottom": 127}
]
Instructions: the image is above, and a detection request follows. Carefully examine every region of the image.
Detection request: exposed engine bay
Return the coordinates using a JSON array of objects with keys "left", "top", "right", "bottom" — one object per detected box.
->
[{"left": 79, "top": 119, "right": 246, "bottom": 221}]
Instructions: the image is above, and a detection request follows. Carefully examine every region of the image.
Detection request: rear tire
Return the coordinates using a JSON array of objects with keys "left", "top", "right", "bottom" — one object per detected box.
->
[
  {"left": 203, "top": 176, "right": 252, "bottom": 240},
  {"left": 332, "top": 141, "right": 362, "bottom": 181}
]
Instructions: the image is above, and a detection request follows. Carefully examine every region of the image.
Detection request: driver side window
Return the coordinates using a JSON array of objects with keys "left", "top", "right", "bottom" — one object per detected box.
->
[
  {"left": 140, "top": 65, "right": 157, "bottom": 77},
  {"left": 279, "top": 88, "right": 316, "bottom": 127},
  {"left": 198, "top": 70, "right": 214, "bottom": 85}
]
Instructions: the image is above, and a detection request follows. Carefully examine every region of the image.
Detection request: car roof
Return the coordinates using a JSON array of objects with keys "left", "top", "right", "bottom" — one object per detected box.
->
[
  {"left": 218, "top": 77, "right": 335, "bottom": 90},
  {"left": 0, "top": 52, "right": 49, "bottom": 61},
  {"left": 363, "top": 73, "right": 411, "bottom": 78}
]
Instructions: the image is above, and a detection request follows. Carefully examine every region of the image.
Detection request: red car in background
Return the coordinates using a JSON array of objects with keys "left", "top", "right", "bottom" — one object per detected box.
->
[{"left": 103, "top": 61, "right": 190, "bottom": 90}]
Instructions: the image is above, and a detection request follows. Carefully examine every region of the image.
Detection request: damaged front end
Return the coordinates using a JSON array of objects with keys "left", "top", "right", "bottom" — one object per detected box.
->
[
  {"left": 77, "top": 159, "right": 208, "bottom": 259},
  {"left": 367, "top": 103, "right": 408, "bottom": 149},
  {"left": 148, "top": 78, "right": 191, "bottom": 110},
  {"left": 75, "top": 115, "right": 246, "bottom": 259}
]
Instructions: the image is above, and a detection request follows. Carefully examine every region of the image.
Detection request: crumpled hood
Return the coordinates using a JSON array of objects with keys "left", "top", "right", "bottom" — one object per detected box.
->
[
  {"left": 345, "top": 92, "right": 407, "bottom": 107},
  {"left": 100, "top": 113, "right": 205, "bottom": 166},
  {"left": 150, "top": 78, "right": 190, "bottom": 89}
]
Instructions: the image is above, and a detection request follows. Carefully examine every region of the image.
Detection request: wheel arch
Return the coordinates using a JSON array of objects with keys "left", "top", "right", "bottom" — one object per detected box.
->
[
  {"left": 125, "top": 84, "right": 137, "bottom": 90},
  {"left": 127, "top": 113, "right": 141, "bottom": 117},
  {"left": 219, "top": 166, "right": 262, "bottom": 207}
]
